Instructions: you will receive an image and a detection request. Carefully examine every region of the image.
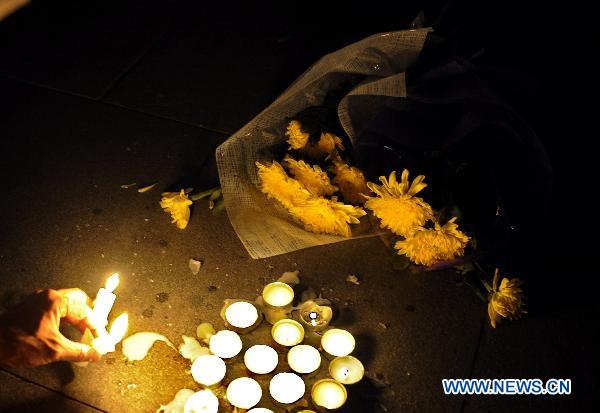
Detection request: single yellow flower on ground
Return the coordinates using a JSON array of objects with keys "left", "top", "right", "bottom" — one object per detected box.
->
[
  {"left": 330, "top": 159, "right": 369, "bottom": 204},
  {"left": 364, "top": 170, "right": 433, "bottom": 237},
  {"left": 394, "top": 217, "right": 469, "bottom": 266},
  {"left": 488, "top": 268, "right": 527, "bottom": 328},
  {"left": 256, "top": 161, "right": 311, "bottom": 209},
  {"left": 289, "top": 197, "right": 366, "bottom": 237},
  {"left": 160, "top": 189, "right": 193, "bottom": 229},
  {"left": 283, "top": 155, "right": 337, "bottom": 197}
]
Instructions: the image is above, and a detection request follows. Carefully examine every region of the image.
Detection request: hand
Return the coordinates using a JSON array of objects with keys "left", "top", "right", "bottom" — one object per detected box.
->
[{"left": 0, "top": 288, "right": 101, "bottom": 368}]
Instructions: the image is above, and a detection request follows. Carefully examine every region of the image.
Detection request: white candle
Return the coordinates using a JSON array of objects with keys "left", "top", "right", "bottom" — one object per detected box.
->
[
  {"left": 92, "top": 312, "right": 128, "bottom": 354},
  {"left": 269, "top": 372, "right": 305, "bottom": 404},
  {"left": 329, "top": 356, "right": 365, "bottom": 384},
  {"left": 184, "top": 390, "right": 219, "bottom": 413},
  {"left": 244, "top": 345, "right": 278, "bottom": 374},
  {"left": 271, "top": 319, "right": 304, "bottom": 346},
  {"left": 262, "top": 282, "right": 294, "bottom": 307},
  {"left": 225, "top": 301, "right": 259, "bottom": 329},
  {"left": 226, "top": 377, "right": 262, "bottom": 409},
  {"left": 91, "top": 273, "right": 119, "bottom": 328},
  {"left": 287, "top": 345, "right": 321, "bottom": 374},
  {"left": 209, "top": 330, "right": 243, "bottom": 359},
  {"left": 191, "top": 355, "right": 227, "bottom": 387},
  {"left": 248, "top": 409, "right": 274, "bottom": 413},
  {"left": 321, "top": 329, "right": 355, "bottom": 357},
  {"left": 311, "top": 379, "right": 347, "bottom": 410}
]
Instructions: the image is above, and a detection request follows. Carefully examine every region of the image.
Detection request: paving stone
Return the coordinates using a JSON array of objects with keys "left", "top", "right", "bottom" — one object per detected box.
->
[{"left": 0, "top": 0, "right": 189, "bottom": 98}]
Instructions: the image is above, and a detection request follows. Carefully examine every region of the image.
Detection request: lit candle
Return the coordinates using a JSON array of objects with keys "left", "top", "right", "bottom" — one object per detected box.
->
[
  {"left": 209, "top": 330, "right": 243, "bottom": 359},
  {"left": 329, "top": 356, "right": 364, "bottom": 384},
  {"left": 224, "top": 301, "right": 259, "bottom": 329},
  {"left": 248, "top": 409, "right": 274, "bottom": 413},
  {"left": 287, "top": 344, "right": 321, "bottom": 374},
  {"left": 269, "top": 372, "right": 305, "bottom": 404},
  {"left": 271, "top": 319, "right": 304, "bottom": 346},
  {"left": 183, "top": 390, "right": 219, "bottom": 413},
  {"left": 311, "top": 379, "right": 347, "bottom": 410},
  {"left": 226, "top": 377, "right": 262, "bottom": 409},
  {"left": 321, "top": 329, "right": 355, "bottom": 357},
  {"left": 262, "top": 282, "right": 294, "bottom": 307},
  {"left": 298, "top": 300, "right": 332, "bottom": 332},
  {"left": 91, "top": 273, "right": 119, "bottom": 328},
  {"left": 244, "top": 344, "right": 278, "bottom": 374},
  {"left": 191, "top": 355, "right": 227, "bottom": 387},
  {"left": 92, "top": 312, "right": 128, "bottom": 354}
]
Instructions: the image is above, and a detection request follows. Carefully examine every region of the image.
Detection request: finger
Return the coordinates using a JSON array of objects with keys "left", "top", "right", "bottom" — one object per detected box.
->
[
  {"left": 55, "top": 289, "right": 97, "bottom": 333},
  {"left": 54, "top": 335, "right": 101, "bottom": 363}
]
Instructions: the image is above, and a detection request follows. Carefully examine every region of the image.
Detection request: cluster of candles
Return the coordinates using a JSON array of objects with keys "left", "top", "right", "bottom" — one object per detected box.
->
[{"left": 184, "top": 280, "right": 365, "bottom": 412}]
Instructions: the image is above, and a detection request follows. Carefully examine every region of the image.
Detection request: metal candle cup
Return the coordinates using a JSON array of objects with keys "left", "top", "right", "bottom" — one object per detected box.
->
[
  {"left": 328, "top": 356, "right": 365, "bottom": 384},
  {"left": 191, "top": 355, "right": 227, "bottom": 387},
  {"left": 269, "top": 372, "right": 306, "bottom": 404},
  {"left": 226, "top": 377, "right": 262, "bottom": 409},
  {"left": 287, "top": 344, "right": 321, "bottom": 374},
  {"left": 184, "top": 390, "right": 219, "bottom": 413},
  {"left": 244, "top": 344, "right": 279, "bottom": 374},
  {"left": 271, "top": 319, "right": 304, "bottom": 347},
  {"left": 209, "top": 330, "right": 243, "bottom": 359},
  {"left": 320, "top": 329, "right": 355, "bottom": 357},
  {"left": 311, "top": 379, "right": 347, "bottom": 410}
]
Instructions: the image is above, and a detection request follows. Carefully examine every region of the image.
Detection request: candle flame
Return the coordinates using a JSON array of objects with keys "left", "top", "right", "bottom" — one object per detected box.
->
[
  {"left": 105, "top": 273, "right": 120, "bottom": 292},
  {"left": 109, "top": 312, "right": 128, "bottom": 344}
]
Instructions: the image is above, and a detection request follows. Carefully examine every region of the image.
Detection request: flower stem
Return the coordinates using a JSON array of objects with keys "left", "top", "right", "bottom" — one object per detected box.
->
[{"left": 190, "top": 186, "right": 220, "bottom": 201}]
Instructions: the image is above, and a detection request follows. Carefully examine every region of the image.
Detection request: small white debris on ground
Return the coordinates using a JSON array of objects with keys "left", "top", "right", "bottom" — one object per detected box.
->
[
  {"left": 188, "top": 258, "right": 203, "bottom": 275},
  {"left": 346, "top": 274, "right": 360, "bottom": 285}
]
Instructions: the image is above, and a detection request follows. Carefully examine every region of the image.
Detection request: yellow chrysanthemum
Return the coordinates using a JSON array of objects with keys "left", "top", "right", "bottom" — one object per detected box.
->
[
  {"left": 160, "top": 189, "right": 193, "bottom": 229},
  {"left": 285, "top": 120, "right": 344, "bottom": 159},
  {"left": 285, "top": 120, "right": 310, "bottom": 150},
  {"left": 488, "top": 269, "right": 526, "bottom": 328},
  {"left": 301, "top": 132, "right": 345, "bottom": 160},
  {"left": 256, "top": 161, "right": 311, "bottom": 209},
  {"left": 330, "top": 159, "right": 369, "bottom": 204},
  {"left": 364, "top": 169, "right": 433, "bottom": 237},
  {"left": 394, "top": 217, "right": 469, "bottom": 266},
  {"left": 289, "top": 197, "right": 366, "bottom": 237},
  {"left": 283, "top": 155, "right": 337, "bottom": 197}
]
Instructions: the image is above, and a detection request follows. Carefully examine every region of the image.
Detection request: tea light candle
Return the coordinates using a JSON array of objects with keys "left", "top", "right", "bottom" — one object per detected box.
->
[
  {"left": 298, "top": 300, "right": 332, "bottom": 332},
  {"left": 262, "top": 282, "right": 294, "bottom": 307},
  {"left": 225, "top": 301, "right": 259, "bottom": 329},
  {"left": 269, "top": 373, "right": 305, "bottom": 404},
  {"left": 191, "top": 355, "right": 227, "bottom": 387},
  {"left": 271, "top": 319, "right": 304, "bottom": 346},
  {"left": 184, "top": 390, "right": 219, "bottom": 413},
  {"left": 329, "top": 356, "right": 365, "bottom": 384},
  {"left": 91, "top": 273, "right": 119, "bottom": 328},
  {"left": 244, "top": 344, "right": 278, "bottom": 374},
  {"left": 321, "top": 329, "right": 355, "bottom": 357},
  {"left": 248, "top": 409, "right": 274, "bottom": 413},
  {"left": 226, "top": 377, "right": 262, "bottom": 409},
  {"left": 311, "top": 379, "right": 347, "bottom": 410},
  {"left": 287, "top": 345, "right": 321, "bottom": 374},
  {"left": 209, "top": 330, "right": 243, "bottom": 358}
]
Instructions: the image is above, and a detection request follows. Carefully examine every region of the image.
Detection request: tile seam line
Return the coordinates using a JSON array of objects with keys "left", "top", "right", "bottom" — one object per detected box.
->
[
  {"left": 0, "top": 73, "right": 232, "bottom": 137},
  {"left": 96, "top": 2, "right": 188, "bottom": 102},
  {"left": 0, "top": 367, "right": 108, "bottom": 412},
  {"left": 459, "top": 311, "right": 487, "bottom": 413}
]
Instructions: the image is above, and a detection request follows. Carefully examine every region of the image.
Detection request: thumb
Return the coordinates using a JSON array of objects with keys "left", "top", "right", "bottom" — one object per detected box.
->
[{"left": 54, "top": 335, "right": 101, "bottom": 363}]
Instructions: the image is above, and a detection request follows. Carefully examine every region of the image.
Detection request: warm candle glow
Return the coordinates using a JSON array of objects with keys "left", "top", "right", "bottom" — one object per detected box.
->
[
  {"left": 262, "top": 282, "right": 294, "bottom": 307},
  {"left": 209, "top": 330, "right": 243, "bottom": 359},
  {"left": 226, "top": 377, "right": 262, "bottom": 409},
  {"left": 191, "top": 355, "right": 227, "bottom": 387},
  {"left": 271, "top": 319, "right": 304, "bottom": 346},
  {"left": 183, "top": 390, "right": 219, "bottom": 413},
  {"left": 109, "top": 312, "right": 128, "bottom": 343},
  {"left": 311, "top": 379, "right": 347, "bottom": 410},
  {"left": 105, "top": 273, "right": 120, "bottom": 292},
  {"left": 244, "top": 344, "right": 278, "bottom": 374},
  {"left": 269, "top": 372, "right": 305, "bottom": 404},
  {"left": 225, "top": 301, "right": 259, "bottom": 328},
  {"left": 329, "top": 356, "right": 365, "bottom": 384},
  {"left": 321, "top": 329, "right": 355, "bottom": 357},
  {"left": 248, "top": 409, "right": 274, "bottom": 413},
  {"left": 287, "top": 344, "right": 321, "bottom": 374}
]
